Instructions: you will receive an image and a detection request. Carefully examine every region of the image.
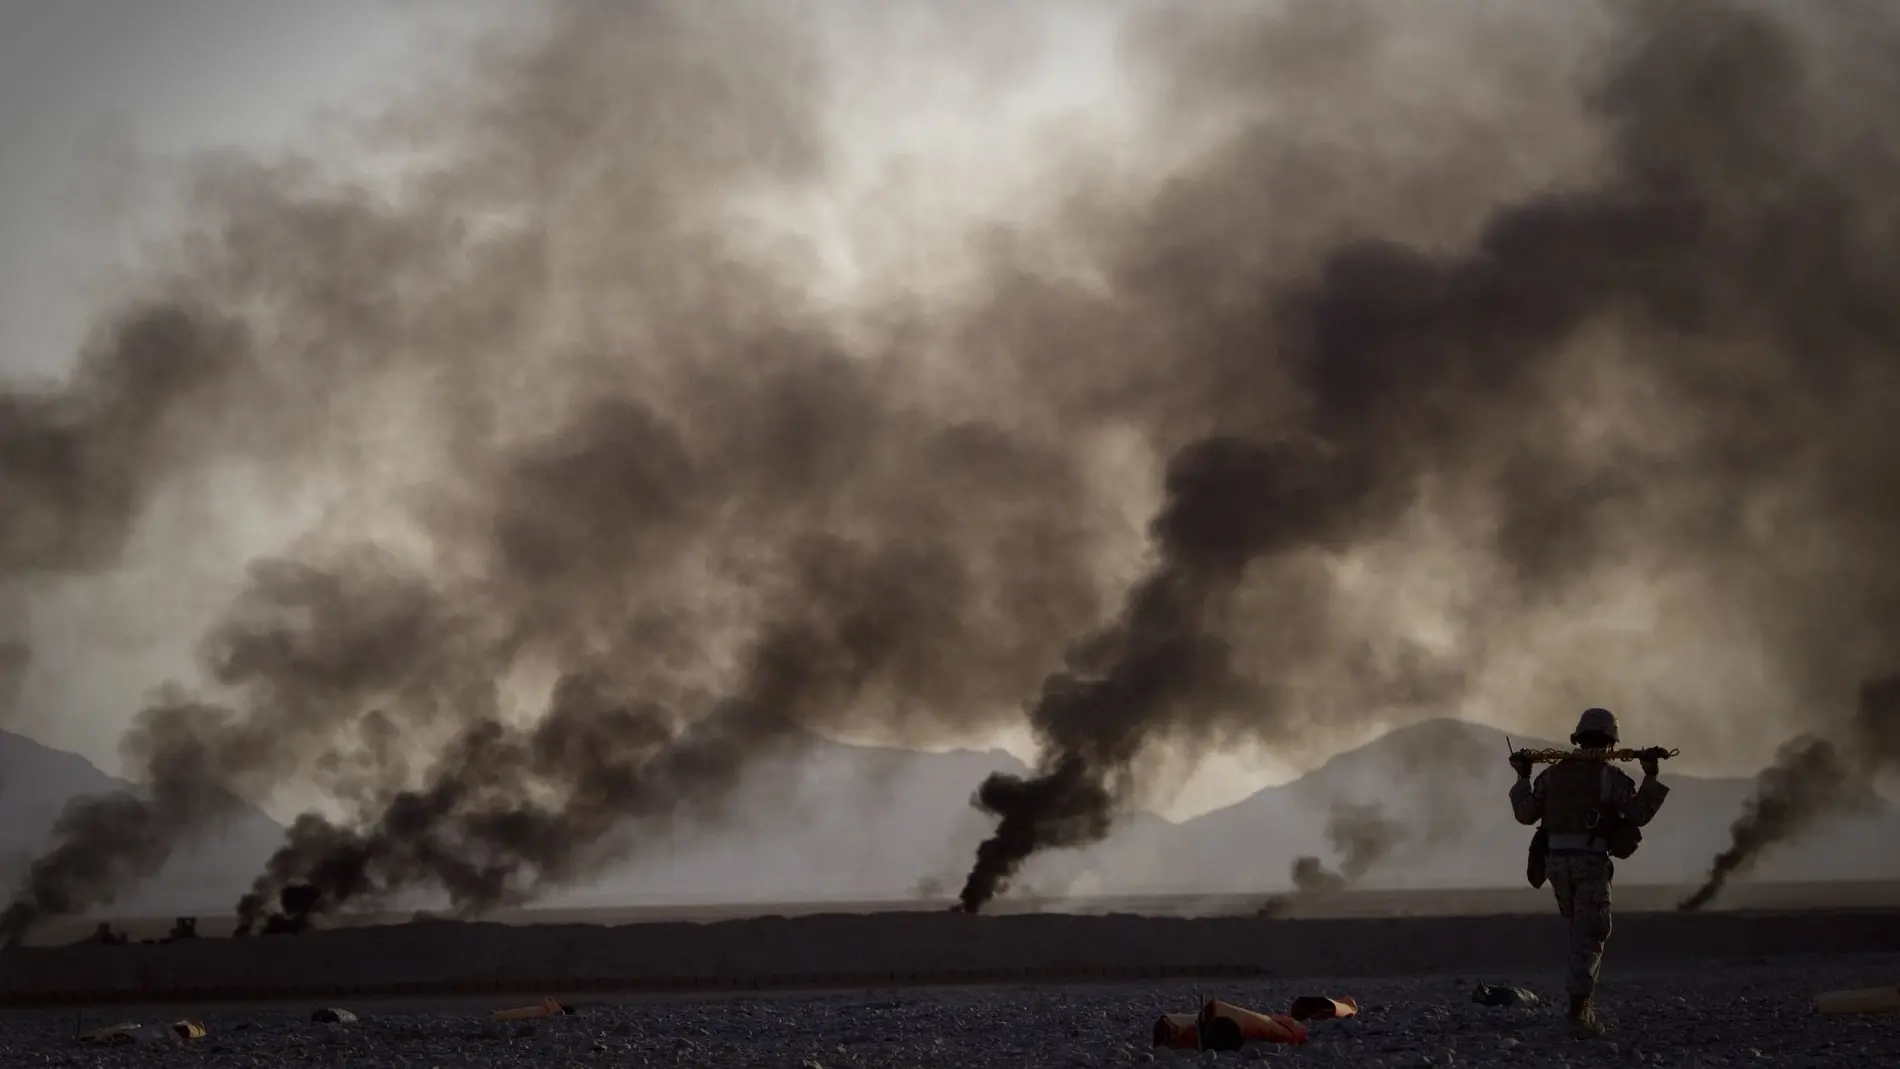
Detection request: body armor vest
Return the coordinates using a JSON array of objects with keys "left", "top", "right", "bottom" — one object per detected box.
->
[{"left": 1539, "top": 759, "right": 1610, "bottom": 836}]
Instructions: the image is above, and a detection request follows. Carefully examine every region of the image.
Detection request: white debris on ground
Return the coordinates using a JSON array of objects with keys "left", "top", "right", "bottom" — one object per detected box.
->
[{"left": 2, "top": 954, "right": 1894, "bottom": 1069}]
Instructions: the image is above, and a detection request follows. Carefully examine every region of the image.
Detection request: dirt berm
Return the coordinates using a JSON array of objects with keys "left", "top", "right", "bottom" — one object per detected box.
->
[{"left": 4, "top": 908, "right": 1897, "bottom": 1008}]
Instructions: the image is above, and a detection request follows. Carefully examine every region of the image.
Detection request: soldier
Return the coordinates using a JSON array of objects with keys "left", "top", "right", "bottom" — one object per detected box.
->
[{"left": 1509, "top": 707, "right": 1669, "bottom": 1038}]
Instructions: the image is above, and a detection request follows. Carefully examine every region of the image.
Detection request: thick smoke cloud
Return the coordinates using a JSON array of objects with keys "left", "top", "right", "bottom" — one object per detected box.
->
[
  {"left": 959, "top": 438, "right": 1382, "bottom": 908},
  {"left": 0, "top": 695, "right": 246, "bottom": 942},
  {"left": 1681, "top": 675, "right": 1900, "bottom": 910},
  {"left": 0, "top": 306, "right": 252, "bottom": 578},
  {"left": 959, "top": 1, "right": 1900, "bottom": 908},
  {"left": 1, "top": 0, "right": 1898, "bottom": 933},
  {"left": 0, "top": 640, "right": 25, "bottom": 719},
  {"left": 1, "top": 1, "right": 1110, "bottom": 938}
]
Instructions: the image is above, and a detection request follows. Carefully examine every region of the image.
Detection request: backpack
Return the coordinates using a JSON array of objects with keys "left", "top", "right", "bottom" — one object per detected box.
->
[
  {"left": 1588, "top": 762, "right": 1643, "bottom": 859},
  {"left": 1593, "top": 803, "right": 1643, "bottom": 859},
  {"left": 1526, "top": 764, "right": 1641, "bottom": 887}
]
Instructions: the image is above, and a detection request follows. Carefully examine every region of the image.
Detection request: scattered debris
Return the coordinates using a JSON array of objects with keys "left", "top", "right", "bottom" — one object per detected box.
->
[
  {"left": 78, "top": 1020, "right": 204, "bottom": 1046},
  {"left": 79, "top": 1023, "right": 145, "bottom": 1046},
  {"left": 1197, "top": 999, "right": 1309, "bottom": 1051},
  {"left": 1472, "top": 983, "right": 1540, "bottom": 1008},
  {"left": 493, "top": 996, "right": 572, "bottom": 1021},
  {"left": 1152, "top": 1013, "right": 1200, "bottom": 1050},
  {"left": 1156, "top": 996, "right": 1347, "bottom": 1051},
  {"left": 1813, "top": 985, "right": 1900, "bottom": 1015},
  {"left": 311, "top": 1008, "right": 359, "bottom": 1024},
  {"left": 1289, "top": 995, "right": 1358, "bottom": 1021}
]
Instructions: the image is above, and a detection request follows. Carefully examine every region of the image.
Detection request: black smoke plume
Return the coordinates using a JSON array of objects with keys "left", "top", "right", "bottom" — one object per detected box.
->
[
  {"left": 1305, "top": 800, "right": 1402, "bottom": 889},
  {"left": 960, "top": 437, "right": 1378, "bottom": 909},
  {"left": 1255, "top": 800, "right": 1401, "bottom": 916},
  {"left": 2, "top": 0, "right": 1899, "bottom": 932},
  {"left": 0, "top": 696, "right": 247, "bottom": 945},
  {"left": 961, "top": 0, "right": 1900, "bottom": 908},
  {"left": 1681, "top": 675, "right": 1900, "bottom": 910},
  {"left": 2, "top": 2, "right": 1107, "bottom": 938}
]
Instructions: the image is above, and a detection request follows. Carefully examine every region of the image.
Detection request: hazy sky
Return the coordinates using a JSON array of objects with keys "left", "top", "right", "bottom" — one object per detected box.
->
[
  {"left": 0, "top": 0, "right": 1293, "bottom": 819},
  {"left": 13, "top": 1, "right": 1846, "bottom": 833},
  {"left": 0, "top": 1, "right": 498, "bottom": 381},
  {"left": 0, "top": 0, "right": 515, "bottom": 801}
]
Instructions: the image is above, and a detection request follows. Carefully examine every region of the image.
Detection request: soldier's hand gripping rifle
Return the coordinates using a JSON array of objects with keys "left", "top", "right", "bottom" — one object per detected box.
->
[
  {"left": 1508, "top": 741, "right": 1678, "bottom": 886},
  {"left": 1509, "top": 745, "right": 1679, "bottom": 764},
  {"left": 1506, "top": 738, "right": 1678, "bottom": 779}
]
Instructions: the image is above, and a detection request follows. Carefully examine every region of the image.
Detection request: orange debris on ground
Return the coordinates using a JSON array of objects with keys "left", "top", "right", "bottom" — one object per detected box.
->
[
  {"left": 1197, "top": 999, "right": 1309, "bottom": 1051},
  {"left": 492, "top": 997, "right": 572, "bottom": 1021},
  {"left": 1812, "top": 985, "right": 1900, "bottom": 1015},
  {"left": 1151, "top": 1012, "right": 1200, "bottom": 1049},
  {"left": 1289, "top": 995, "right": 1359, "bottom": 1021}
]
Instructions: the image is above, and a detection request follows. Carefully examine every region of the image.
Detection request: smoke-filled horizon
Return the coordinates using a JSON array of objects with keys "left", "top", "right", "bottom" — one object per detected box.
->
[
  {"left": 954, "top": 0, "right": 1900, "bottom": 908},
  {"left": 1679, "top": 675, "right": 1900, "bottom": 911},
  {"left": 1251, "top": 799, "right": 1402, "bottom": 917},
  {"left": 3, "top": 0, "right": 1900, "bottom": 934}
]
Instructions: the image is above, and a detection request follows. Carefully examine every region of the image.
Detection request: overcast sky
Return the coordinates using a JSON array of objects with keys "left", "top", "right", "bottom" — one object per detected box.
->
[
  {"left": 0, "top": 0, "right": 511, "bottom": 802},
  {"left": 0, "top": 0, "right": 1298, "bottom": 819},
  {"left": 0, "top": 1, "right": 501, "bottom": 381}
]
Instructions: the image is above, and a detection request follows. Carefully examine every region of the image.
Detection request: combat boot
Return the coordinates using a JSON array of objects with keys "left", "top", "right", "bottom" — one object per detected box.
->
[{"left": 1566, "top": 995, "right": 1604, "bottom": 1039}]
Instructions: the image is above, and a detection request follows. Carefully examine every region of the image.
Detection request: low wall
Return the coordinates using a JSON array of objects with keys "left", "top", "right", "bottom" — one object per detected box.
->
[{"left": 4, "top": 907, "right": 1897, "bottom": 1008}]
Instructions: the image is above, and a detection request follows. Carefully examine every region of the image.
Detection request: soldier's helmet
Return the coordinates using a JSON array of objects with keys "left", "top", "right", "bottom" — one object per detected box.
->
[{"left": 1572, "top": 707, "right": 1620, "bottom": 746}]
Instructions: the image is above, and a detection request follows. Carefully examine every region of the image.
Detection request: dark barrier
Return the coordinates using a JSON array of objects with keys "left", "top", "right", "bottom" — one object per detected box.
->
[
  {"left": 3, "top": 908, "right": 1894, "bottom": 1010},
  {"left": 0, "top": 962, "right": 1271, "bottom": 1009}
]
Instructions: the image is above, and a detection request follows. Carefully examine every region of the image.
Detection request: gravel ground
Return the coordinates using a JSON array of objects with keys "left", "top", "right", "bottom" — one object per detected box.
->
[{"left": 4, "top": 953, "right": 1894, "bottom": 1069}]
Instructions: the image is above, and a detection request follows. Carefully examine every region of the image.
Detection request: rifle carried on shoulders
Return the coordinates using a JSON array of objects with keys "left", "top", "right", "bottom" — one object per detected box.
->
[
  {"left": 1509, "top": 741, "right": 1680, "bottom": 886},
  {"left": 1510, "top": 745, "right": 1679, "bottom": 764}
]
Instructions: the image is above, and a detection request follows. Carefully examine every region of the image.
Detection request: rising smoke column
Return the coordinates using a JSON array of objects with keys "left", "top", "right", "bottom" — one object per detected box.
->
[
  {"left": 0, "top": 697, "right": 240, "bottom": 943},
  {"left": 1298, "top": 800, "right": 1402, "bottom": 890},
  {"left": 958, "top": 0, "right": 1900, "bottom": 909},
  {"left": 1681, "top": 674, "right": 1900, "bottom": 910},
  {"left": 1256, "top": 800, "right": 1402, "bottom": 915},
  {"left": 1, "top": 1, "right": 1121, "bottom": 939},
  {"left": 5, "top": 0, "right": 1900, "bottom": 932},
  {"left": 959, "top": 437, "right": 1385, "bottom": 909},
  {"left": 0, "top": 552, "right": 481, "bottom": 946},
  {"left": 233, "top": 528, "right": 1006, "bottom": 930}
]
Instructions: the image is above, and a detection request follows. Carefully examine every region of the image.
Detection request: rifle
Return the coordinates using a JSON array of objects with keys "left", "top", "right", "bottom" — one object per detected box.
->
[
  {"left": 1508, "top": 741, "right": 1677, "bottom": 883},
  {"left": 1510, "top": 745, "right": 1679, "bottom": 764}
]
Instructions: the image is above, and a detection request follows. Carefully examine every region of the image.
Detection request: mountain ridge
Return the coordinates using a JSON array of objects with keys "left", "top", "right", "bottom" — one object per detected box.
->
[
  {"left": 0, "top": 727, "right": 287, "bottom": 915},
  {"left": 5, "top": 716, "right": 1895, "bottom": 916}
]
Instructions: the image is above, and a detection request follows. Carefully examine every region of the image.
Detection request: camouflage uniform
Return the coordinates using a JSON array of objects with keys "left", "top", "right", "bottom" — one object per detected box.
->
[{"left": 1509, "top": 709, "right": 1668, "bottom": 1034}]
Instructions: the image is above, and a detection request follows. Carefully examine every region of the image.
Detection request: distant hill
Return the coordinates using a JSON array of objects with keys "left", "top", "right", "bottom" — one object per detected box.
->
[
  {"left": 5, "top": 717, "right": 1895, "bottom": 918},
  {"left": 1067, "top": 718, "right": 1900, "bottom": 894},
  {"left": 0, "top": 729, "right": 285, "bottom": 916},
  {"left": 568, "top": 716, "right": 1900, "bottom": 903},
  {"left": 553, "top": 734, "right": 1039, "bottom": 906}
]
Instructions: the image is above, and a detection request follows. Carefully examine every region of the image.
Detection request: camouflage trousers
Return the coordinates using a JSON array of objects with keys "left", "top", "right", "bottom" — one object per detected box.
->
[{"left": 1547, "top": 853, "right": 1614, "bottom": 998}]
